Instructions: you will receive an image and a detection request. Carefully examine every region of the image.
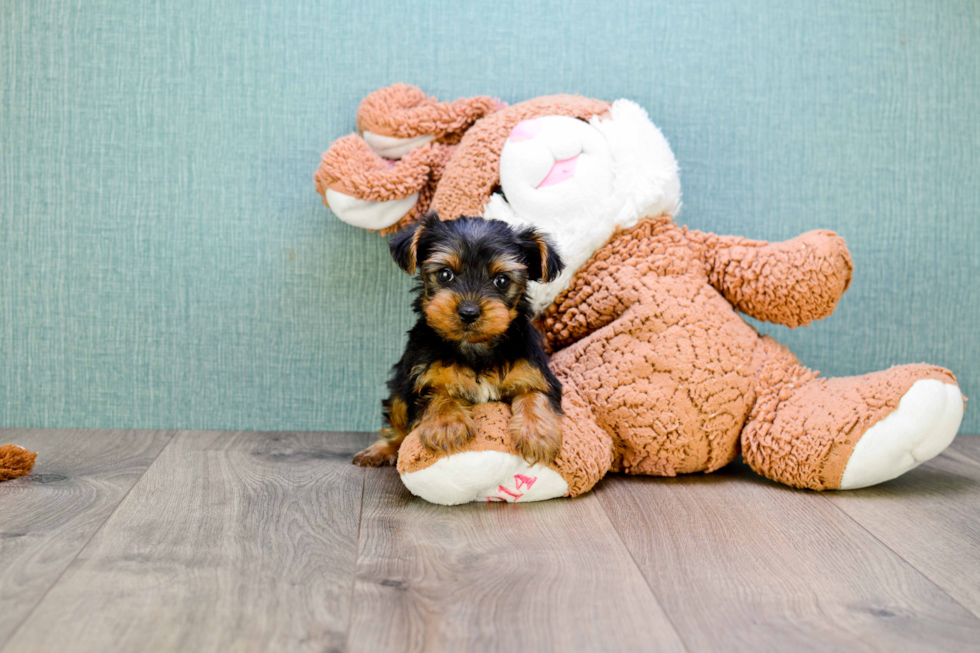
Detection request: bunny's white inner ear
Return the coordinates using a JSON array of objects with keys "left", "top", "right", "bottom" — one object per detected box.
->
[
  {"left": 325, "top": 189, "right": 417, "bottom": 230},
  {"left": 363, "top": 131, "right": 436, "bottom": 159}
]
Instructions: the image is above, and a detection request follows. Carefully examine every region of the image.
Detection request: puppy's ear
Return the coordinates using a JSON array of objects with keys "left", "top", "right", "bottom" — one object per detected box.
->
[
  {"left": 516, "top": 226, "right": 564, "bottom": 283},
  {"left": 389, "top": 212, "right": 441, "bottom": 274}
]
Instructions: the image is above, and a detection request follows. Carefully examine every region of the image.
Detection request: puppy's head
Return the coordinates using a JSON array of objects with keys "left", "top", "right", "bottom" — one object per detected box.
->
[{"left": 390, "top": 213, "right": 564, "bottom": 344}]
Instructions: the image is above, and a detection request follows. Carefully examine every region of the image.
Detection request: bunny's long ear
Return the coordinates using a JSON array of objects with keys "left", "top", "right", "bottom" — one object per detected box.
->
[
  {"left": 357, "top": 84, "right": 502, "bottom": 155},
  {"left": 315, "top": 134, "right": 453, "bottom": 234}
]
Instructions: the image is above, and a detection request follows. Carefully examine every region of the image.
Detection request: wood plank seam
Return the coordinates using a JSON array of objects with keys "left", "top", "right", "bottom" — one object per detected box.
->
[
  {"left": 1, "top": 430, "right": 372, "bottom": 652},
  {"left": 819, "top": 446, "right": 980, "bottom": 622},
  {"left": 348, "top": 471, "right": 689, "bottom": 652},
  {"left": 344, "top": 466, "right": 367, "bottom": 651},
  {"left": 597, "top": 492, "right": 693, "bottom": 653},
  {"left": 594, "top": 465, "right": 980, "bottom": 651},
  {"left": 817, "top": 488, "right": 980, "bottom": 620},
  {"left": 0, "top": 430, "right": 177, "bottom": 653}
]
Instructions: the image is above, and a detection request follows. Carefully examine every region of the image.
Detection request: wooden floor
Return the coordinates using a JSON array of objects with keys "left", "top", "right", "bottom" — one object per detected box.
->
[{"left": 1, "top": 430, "right": 979, "bottom": 652}]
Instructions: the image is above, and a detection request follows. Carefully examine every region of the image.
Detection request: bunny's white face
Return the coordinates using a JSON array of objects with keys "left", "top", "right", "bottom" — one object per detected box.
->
[
  {"left": 485, "top": 100, "right": 682, "bottom": 315},
  {"left": 326, "top": 99, "right": 681, "bottom": 317},
  {"left": 497, "top": 116, "right": 616, "bottom": 231}
]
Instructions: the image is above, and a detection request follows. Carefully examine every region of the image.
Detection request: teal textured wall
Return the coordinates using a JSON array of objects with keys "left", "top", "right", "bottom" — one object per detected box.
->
[{"left": 1, "top": 0, "right": 978, "bottom": 433}]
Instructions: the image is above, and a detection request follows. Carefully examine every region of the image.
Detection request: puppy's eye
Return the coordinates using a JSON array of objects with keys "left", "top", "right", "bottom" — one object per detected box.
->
[
  {"left": 493, "top": 274, "right": 510, "bottom": 290},
  {"left": 437, "top": 268, "right": 454, "bottom": 284}
]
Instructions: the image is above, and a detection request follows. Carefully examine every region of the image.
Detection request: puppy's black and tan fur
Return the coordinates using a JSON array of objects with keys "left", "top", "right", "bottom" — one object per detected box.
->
[{"left": 353, "top": 213, "right": 565, "bottom": 468}]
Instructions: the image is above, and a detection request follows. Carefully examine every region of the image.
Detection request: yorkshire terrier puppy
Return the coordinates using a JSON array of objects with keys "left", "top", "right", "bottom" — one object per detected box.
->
[{"left": 353, "top": 213, "right": 565, "bottom": 468}]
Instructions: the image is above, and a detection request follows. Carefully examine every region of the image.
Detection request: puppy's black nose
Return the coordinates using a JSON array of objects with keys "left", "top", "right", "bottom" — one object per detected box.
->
[{"left": 457, "top": 303, "right": 481, "bottom": 324}]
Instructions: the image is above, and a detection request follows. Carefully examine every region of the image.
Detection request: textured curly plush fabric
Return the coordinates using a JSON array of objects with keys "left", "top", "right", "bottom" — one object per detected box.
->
[
  {"left": 0, "top": 444, "right": 36, "bottom": 482},
  {"left": 356, "top": 83, "right": 500, "bottom": 143},
  {"left": 429, "top": 95, "right": 610, "bottom": 219},
  {"left": 741, "top": 350, "right": 958, "bottom": 490},
  {"left": 315, "top": 136, "right": 452, "bottom": 203},
  {"left": 685, "top": 229, "right": 854, "bottom": 328},
  {"left": 546, "top": 218, "right": 766, "bottom": 479},
  {"left": 314, "top": 136, "right": 455, "bottom": 234},
  {"left": 543, "top": 219, "right": 959, "bottom": 491}
]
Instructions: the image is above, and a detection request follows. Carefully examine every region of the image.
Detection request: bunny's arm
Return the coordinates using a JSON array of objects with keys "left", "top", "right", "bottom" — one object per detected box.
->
[{"left": 685, "top": 229, "right": 853, "bottom": 328}]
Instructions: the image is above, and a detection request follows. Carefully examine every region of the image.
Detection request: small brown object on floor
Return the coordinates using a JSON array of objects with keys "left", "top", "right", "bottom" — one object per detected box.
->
[{"left": 0, "top": 443, "right": 37, "bottom": 481}]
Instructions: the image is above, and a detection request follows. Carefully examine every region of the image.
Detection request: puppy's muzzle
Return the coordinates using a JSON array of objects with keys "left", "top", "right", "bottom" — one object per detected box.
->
[{"left": 457, "top": 302, "right": 482, "bottom": 324}]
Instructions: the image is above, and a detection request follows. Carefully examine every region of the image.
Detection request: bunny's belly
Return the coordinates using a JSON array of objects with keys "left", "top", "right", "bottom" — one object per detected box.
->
[{"left": 550, "top": 274, "right": 762, "bottom": 477}]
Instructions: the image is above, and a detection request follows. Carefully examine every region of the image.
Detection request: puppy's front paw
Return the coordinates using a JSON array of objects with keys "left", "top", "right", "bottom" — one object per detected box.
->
[
  {"left": 417, "top": 414, "right": 474, "bottom": 456},
  {"left": 509, "top": 394, "right": 563, "bottom": 466},
  {"left": 511, "top": 423, "right": 562, "bottom": 466},
  {"left": 353, "top": 441, "right": 398, "bottom": 467}
]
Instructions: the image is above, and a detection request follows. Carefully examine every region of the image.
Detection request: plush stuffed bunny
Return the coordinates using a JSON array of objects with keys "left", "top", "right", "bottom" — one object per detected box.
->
[{"left": 316, "top": 84, "right": 964, "bottom": 505}]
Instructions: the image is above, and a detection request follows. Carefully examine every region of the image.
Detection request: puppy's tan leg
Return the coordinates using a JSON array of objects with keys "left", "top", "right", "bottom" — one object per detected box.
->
[
  {"left": 499, "top": 360, "right": 563, "bottom": 465},
  {"left": 509, "top": 391, "right": 563, "bottom": 465},
  {"left": 416, "top": 392, "right": 475, "bottom": 455},
  {"left": 354, "top": 397, "right": 410, "bottom": 467}
]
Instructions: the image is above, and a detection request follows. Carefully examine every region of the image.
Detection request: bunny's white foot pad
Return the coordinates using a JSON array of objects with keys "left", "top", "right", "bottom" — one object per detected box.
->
[
  {"left": 840, "top": 379, "right": 964, "bottom": 490},
  {"left": 400, "top": 450, "right": 568, "bottom": 505}
]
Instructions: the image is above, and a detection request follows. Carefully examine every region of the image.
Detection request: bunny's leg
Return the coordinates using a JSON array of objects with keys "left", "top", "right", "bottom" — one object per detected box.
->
[{"left": 742, "top": 337, "right": 964, "bottom": 490}]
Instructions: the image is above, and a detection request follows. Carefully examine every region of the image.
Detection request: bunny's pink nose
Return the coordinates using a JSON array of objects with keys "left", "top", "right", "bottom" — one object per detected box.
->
[
  {"left": 508, "top": 119, "right": 542, "bottom": 143},
  {"left": 537, "top": 155, "right": 579, "bottom": 188}
]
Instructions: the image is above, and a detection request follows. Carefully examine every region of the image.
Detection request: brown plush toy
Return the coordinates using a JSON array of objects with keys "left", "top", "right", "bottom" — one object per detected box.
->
[
  {"left": 0, "top": 444, "right": 37, "bottom": 482},
  {"left": 317, "top": 84, "right": 965, "bottom": 505}
]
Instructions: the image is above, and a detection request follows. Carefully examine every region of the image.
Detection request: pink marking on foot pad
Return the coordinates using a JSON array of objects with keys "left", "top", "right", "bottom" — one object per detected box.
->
[
  {"left": 497, "top": 485, "right": 523, "bottom": 501},
  {"left": 486, "top": 474, "right": 540, "bottom": 503},
  {"left": 537, "top": 155, "right": 578, "bottom": 188},
  {"left": 514, "top": 474, "right": 537, "bottom": 490}
]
